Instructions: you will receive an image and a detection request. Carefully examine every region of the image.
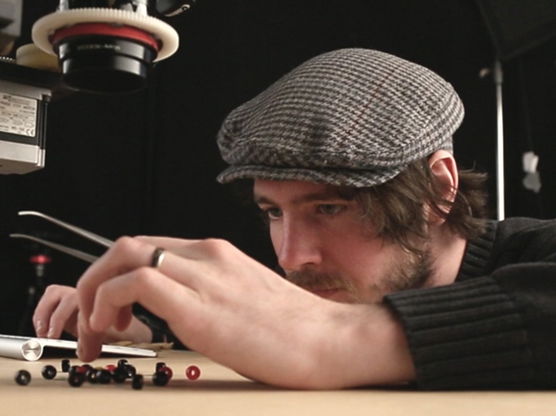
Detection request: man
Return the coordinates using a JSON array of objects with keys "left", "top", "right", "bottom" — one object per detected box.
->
[{"left": 34, "top": 49, "right": 556, "bottom": 389}]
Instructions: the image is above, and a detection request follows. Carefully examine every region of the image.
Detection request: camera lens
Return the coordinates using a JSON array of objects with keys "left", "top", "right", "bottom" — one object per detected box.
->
[
  {"left": 56, "top": 37, "right": 156, "bottom": 93},
  {"left": 52, "top": 23, "right": 159, "bottom": 94}
]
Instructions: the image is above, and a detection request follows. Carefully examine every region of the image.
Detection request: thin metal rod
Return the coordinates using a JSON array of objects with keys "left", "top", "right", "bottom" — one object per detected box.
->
[
  {"left": 494, "top": 60, "right": 505, "bottom": 220},
  {"left": 58, "top": 0, "right": 69, "bottom": 11},
  {"left": 18, "top": 211, "right": 113, "bottom": 248},
  {"left": 9, "top": 233, "right": 98, "bottom": 263}
]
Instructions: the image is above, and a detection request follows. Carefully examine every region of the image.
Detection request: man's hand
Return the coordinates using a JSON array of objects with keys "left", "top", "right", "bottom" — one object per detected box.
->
[
  {"left": 33, "top": 284, "right": 152, "bottom": 344},
  {"left": 34, "top": 285, "right": 79, "bottom": 338},
  {"left": 76, "top": 236, "right": 415, "bottom": 388}
]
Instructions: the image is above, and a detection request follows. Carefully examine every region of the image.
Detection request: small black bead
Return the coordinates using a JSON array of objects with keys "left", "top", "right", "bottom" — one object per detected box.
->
[
  {"left": 41, "top": 365, "right": 57, "bottom": 380},
  {"left": 112, "top": 368, "right": 127, "bottom": 383},
  {"left": 152, "top": 371, "right": 169, "bottom": 386},
  {"left": 15, "top": 370, "right": 31, "bottom": 386},
  {"left": 132, "top": 374, "right": 144, "bottom": 390},
  {"left": 67, "top": 372, "right": 85, "bottom": 387},
  {"left": 124, "top": 364, "right": 136, "bottom": 378},
  {"left": 155, "top": 362, "right": 166, "bottom": 372},
  {"left": 61, "top": 359, "right": 71, "bottom": 372},
  {"left": 117, "top": 359, "right": 128, "bottom": 369},
  {"left": 86, "top": 368, "right": 98, "bottom": 383},
  {"left": 157, "top": 366, "right": 173, "bottom": 380},
  {"left": 96, "top": 369, "right": 112, "bottom": 384}
]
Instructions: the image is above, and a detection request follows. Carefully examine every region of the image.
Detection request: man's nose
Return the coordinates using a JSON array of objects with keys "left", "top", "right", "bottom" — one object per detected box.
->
[{"left": 275, "top": 219, "right": 322, "bottom": 272}]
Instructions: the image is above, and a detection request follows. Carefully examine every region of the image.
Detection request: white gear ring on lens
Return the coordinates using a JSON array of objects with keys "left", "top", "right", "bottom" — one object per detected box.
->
[{"left": 32, "top": 8, "right": 179, "bottom": 62}]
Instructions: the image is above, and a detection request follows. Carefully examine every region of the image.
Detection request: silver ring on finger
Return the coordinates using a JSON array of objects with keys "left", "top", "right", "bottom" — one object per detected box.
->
[{"left": 150, "top": 247, "right": 166, "bottom": 268}]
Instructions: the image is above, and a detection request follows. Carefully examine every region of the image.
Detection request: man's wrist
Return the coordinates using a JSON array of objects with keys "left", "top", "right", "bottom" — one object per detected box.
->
[{"left": 311, "top": 302, "right": 415, "bottom": 388}]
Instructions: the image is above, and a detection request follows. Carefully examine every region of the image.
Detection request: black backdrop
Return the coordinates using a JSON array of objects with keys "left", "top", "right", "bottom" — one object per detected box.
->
[{"left": 1, "top": 0, "right": 556, "bottom": 334}]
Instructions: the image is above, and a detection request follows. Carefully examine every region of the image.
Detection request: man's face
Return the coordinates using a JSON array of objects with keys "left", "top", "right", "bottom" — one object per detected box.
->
[{"left": 253, "top": 179, "right": 433, "bottom": 303}]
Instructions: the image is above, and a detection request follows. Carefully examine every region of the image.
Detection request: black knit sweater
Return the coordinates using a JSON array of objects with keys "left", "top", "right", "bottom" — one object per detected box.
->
[{"left": 385, "top": 217, "right": 556, "bottom": 389}]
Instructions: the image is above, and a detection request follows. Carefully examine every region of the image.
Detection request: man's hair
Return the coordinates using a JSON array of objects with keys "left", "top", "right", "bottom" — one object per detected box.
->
[
  {"left": 233, "top": 157, "right": 488, "bottom": 255},
  {"left": 337, "top": 158, "right": 489, "bottom": 254}
]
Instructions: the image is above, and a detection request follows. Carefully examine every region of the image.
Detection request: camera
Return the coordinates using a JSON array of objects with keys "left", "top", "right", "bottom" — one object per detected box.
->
[
  {"left": 32, "top": 1, "right": 194, "bottom": 94},
  {"left": 0, "top": 0, "right": 193, "bottom": 174}
]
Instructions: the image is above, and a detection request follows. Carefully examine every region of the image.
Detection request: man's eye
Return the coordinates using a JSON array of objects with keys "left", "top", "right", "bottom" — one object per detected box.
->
[
  {"left": 317, "top": 204, "right": 345, "bottom": 215},
  {"left": 261, "top": 207, "right": 282, "bottom": 221}
]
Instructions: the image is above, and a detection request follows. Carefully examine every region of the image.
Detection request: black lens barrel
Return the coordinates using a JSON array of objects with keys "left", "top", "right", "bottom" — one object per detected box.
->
[{"left": 55, "top": 36, "right": 157, "bottom": 94}]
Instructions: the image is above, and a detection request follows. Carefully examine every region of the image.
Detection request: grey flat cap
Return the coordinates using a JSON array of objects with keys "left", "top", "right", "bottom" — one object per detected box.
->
[{"left": 216, "top": 48, "right": 464, "bottom": 187}]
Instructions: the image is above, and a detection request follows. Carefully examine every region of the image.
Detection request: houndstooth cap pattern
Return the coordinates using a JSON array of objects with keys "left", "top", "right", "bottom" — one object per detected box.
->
[{"left": 216, "top": 48, "right": 464, "bottom": 187}]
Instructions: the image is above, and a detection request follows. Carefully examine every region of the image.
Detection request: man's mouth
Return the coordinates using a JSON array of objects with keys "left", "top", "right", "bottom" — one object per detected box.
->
[{"left": 285, "top": 270, "right": 355, "bottom": 300}]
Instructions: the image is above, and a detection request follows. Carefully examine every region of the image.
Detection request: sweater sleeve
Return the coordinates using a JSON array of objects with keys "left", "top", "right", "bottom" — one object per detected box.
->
[
  {"left": 385, "top": 276, "right": 546, "bottom": 389},
  {"left": 384, "top": 219, "right": 556, "bottom": 389}
]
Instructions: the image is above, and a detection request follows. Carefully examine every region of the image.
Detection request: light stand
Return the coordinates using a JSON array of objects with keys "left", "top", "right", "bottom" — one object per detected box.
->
[{"left": 494, "top": 60, "right": 505, "bottom": 220}]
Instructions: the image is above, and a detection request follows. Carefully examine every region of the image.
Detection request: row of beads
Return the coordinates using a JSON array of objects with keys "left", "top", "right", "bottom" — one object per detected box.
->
[{"left": 15, "top": 359, "right": 201, "bottom": 388}]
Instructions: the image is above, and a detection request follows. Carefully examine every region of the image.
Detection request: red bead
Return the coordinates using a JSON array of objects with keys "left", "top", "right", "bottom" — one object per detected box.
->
[
  {"left": 69, "top": 365, "right": 88, "bottom": 375},
  {"left": 185, "top": 365, "right": 200, "bottom": 380},
  {"left": 76, "top": 366, "right": 89, "bottom": 374},
  {"left": 105, "top": 364, "right": 117, "bottom": 372}
]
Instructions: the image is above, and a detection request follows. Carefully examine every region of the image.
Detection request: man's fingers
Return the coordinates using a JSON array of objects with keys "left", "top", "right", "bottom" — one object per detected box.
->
[
  {"left": 33, "top": 285, "right": 71, "bottom": 337},
  {"left": 33, "top": 302, "right": 58, "bottom": 338},
  {"left": 77, "top": 266, "right": 199, "bottom": 361},
  {"left": 114, "top": 306, "right": 133, "bottom": 332},
  {"left": 135, "top": 236, "right": 201, "bottom": 249},
  {"left": 76, "top": 310, "right": 105, "bottom": 362},
  {"left": 75, "top": 236, "right": 154, "bottom": 362},
  {"left": 75, "top": 235, "right": 231, "bottom": 360},
  {"left": 76, "top": 237, "right": 156, "bottom": 330},
  {"left": 47, "top": 292, "right": 78, "bottom": 338},
  {"left": 88, "top": 267, "right": 198, "bottom": 332},
  {"left": 78, "top": 238, "right": 210, "bottom": 326}
]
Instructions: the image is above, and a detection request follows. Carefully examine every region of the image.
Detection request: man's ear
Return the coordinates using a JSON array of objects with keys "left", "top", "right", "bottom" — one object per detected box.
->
[{"left": 427, "top": 150, "right": 459, "bottom": 224}]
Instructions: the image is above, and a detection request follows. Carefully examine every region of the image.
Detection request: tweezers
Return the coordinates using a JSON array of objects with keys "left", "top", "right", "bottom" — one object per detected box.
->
[{"left": 10, "top": 210, "right": 114, "bottom": 263}]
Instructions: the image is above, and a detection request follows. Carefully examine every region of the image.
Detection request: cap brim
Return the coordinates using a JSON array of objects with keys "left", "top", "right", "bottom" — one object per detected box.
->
[{"left": 216, "top": 165, "right": 403, "bottom": 188}]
